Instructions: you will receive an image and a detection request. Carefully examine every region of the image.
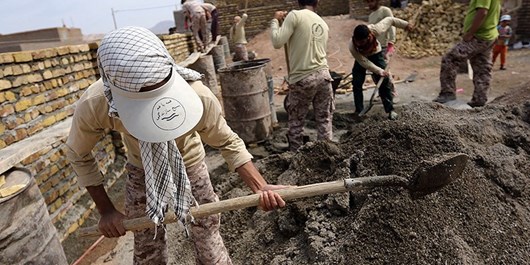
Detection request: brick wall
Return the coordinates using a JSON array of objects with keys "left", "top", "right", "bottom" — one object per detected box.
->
[
  {"left": 0, "top": 32, "right": 196, "bottom": 240},
  {"left": 217, "top": 1, "right": 350, "bottom": 41},
  {"left": 0, "top": 44, "right": 97, "bottom": 148},
  {"left": 160, "top": 32, "right": 199, "bottom": 60}
]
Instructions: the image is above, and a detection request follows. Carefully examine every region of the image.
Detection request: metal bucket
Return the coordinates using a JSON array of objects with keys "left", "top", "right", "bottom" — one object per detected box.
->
[
  {"left": 219, "top": 61, "right": 272, "bottom": 144},
  {"left": 0, "top": 169, "right": 68, "bottom": 265},
  {"left": 210, "top": 45, "right": 226, "bottom": 72}
]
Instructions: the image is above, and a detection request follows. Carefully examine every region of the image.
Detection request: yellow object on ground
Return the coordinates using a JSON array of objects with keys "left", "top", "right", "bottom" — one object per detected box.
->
[
  {"left": 0, "top": 184, "right": 26, "bottom": 198},
  {"left": 0, "top": 175, "right": 5, "bottom": 188}
]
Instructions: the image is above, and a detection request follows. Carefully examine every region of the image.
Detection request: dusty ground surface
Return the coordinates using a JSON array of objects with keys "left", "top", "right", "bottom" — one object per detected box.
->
[{"left": 67, "top": 16, "right": 530, "bottom": 264}]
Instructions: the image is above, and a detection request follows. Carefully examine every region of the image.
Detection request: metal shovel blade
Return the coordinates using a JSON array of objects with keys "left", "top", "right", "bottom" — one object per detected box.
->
[{"left": 408, "top": 153, "right": 469, "bottom": 198}]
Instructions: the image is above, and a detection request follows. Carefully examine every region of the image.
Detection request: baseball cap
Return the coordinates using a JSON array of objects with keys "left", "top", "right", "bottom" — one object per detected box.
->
[
  {"left": 98, "top": 26, "right": 204, "bottom": 143},
  {"left": 500, "top": 15, "right": 511, "bottom": 22}
]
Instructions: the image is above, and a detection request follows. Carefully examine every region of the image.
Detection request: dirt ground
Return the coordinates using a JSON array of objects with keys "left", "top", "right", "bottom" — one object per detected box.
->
[{"left": 67, "top": 16, "right": 530, "bottom": 264}]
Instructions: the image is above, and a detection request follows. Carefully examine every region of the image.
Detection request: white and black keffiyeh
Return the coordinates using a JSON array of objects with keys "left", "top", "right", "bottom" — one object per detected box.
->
[{"left": 97, "top": 26, "right": 202, "bottom": 225}]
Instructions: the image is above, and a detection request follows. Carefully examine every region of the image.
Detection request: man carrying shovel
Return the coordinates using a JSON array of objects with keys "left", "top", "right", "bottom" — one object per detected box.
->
[
  {"left": 65, "top": 27, "right": 286, "bottom": 265},
  {"left": 349, "top": 17, "right": 414, "bottom": 120},
  {"left": 270, "top": 0, "right": 334, "bottom": 152}
]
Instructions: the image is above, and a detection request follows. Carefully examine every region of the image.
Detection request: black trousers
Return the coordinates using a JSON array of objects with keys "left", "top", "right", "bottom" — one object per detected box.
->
[{"left": 351, "top": 51, "right": 394, "bottom": 113}]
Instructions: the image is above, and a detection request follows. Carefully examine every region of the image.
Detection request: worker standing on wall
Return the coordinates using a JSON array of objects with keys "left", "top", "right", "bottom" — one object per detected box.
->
[
  {"left": 65, "top": 26, "right": 286, "bottom": 265},
  {"left": 182, "top": 0, "right": 210, "bottom": 52},
  {"left": 230, "top": 13, "right": 249, "bottom": 62},
  {"left": 270, "top": 0, "right": 334, "bottom": 151},
  {"left": 202, "top": 2, "right": 220, "bottom": 43}
]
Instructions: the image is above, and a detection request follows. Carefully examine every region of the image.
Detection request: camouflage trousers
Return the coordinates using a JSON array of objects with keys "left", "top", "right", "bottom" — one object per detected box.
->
[
  {"left": 286, "top": 68, "right": 334, "bottom": 151},
  {"left": 192, "top": 14, "right": 210, "bottom": 51},
  {"left": 126, "top": 159, "right": 232, "bottom": 265},
  {"left": 233, "top": 44, "right": 248, "bottom": 62},
  {"left": 439, "top": 38, "right": 494, "bottom": 105}
]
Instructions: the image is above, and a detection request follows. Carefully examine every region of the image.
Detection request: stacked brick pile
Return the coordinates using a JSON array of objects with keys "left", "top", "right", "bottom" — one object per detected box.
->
[
  {"left": 160, "top": 32, "right": 198, "bottom": 61},
  {"left": 393, "top": 0, "right": 467, "bottom": 58}
]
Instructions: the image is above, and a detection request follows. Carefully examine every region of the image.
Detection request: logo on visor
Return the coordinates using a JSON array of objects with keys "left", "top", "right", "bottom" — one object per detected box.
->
[{"left": 152, "top": 97, "right": 186, "bottom": 130}]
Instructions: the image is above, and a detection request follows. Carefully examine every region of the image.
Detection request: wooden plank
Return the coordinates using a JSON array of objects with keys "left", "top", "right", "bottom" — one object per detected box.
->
[{"left": 0, "top": 118, "right": 72, "bottom": 175}]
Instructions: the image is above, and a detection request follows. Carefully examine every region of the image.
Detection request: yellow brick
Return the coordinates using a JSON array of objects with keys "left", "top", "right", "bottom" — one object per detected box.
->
[
  {"left": 13, "top": 52, "right": 33, "bottom": 62},
  {"left": 33, "top": 94, "right": 46, "bottom": 105},
  {"left": 44, "top": 60, "right": 52, "bottom": 68},
  {"left": 0, "top": 140, "right": 6, "bottom": 149},
  {"left": 0, "top": 92, "right": 5, "bottom": 103},
  {"left": 42, "top": 115, "right": 56, "bottom": 127},
  {"left": 0, "top": 104, "right": 15, "bottom": 117},
  {"left": 27, "top": 73, "right": 43, "bottom": 83},
  {"left": 0, "top": 123, "right": 4, "bottom": 134},
  {"left": 21, "top": 64, "right": 31, "bottom": 73},
  {"left": 4, "top": 91, "right": 15, "bottom": 101},
  {"left": 55, "top": 111, "right": 68, "bottom": 121},
  {"left": 0, "top": 80, "right": 11, "bottom": 90},
  {"left": 42, "top": 70, "right": 53, "bottom": 79},
  {"left": 24, "top": 113, "right": 32, "bottom": 122},
  {"left": 14, "top": 98, "right": 32, "bottom": 112},
  {"left": 56, "top": 88, "right": 68, "bottom": 97},
  {"left": 68, "top": 45, "right": 80, "bottom": 53},
  {"left": 20, "top": 86, "right": 33, "bottom": 96},
  {"left": 11, "top": 65, "right": 23, "bottom": 75},
  {"left": 67, "top": 221, "right": 79, "bottom": 235},
  {"left": 0, "top": 53, "right": 14, "bottom": 64},
  {"left": 2, "top": 66, "right": 13, "bottom": 76},
  {"left": 57, "top": 46, "right": 70, "bottom": 55},
  {"left": 51, "top": 79, "right": 58, "bottom": 88},
  {"left": 60, "top": 57, "right": 69, "bottom": 65},
  {"left": 43, "top": 105, "right": 53, "bottom": 113}
]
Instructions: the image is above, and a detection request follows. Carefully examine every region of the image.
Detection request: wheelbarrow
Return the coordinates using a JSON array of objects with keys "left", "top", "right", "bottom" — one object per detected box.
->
[{"left": 78, "top": 153, "right": 468, "bottom": 237}]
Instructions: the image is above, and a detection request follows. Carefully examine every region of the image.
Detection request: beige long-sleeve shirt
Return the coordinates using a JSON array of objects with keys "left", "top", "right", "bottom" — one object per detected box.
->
[
  {"left": 183, "top": 0, "right": 205, "bottom": 18},
  {"left": 349, "top": 17, "right": 409, "bottom": 75},
  {"left": 271, "top": 9, "right": 329, "bottom": 84},
  {"left": 65, "top": 79, "right": 253, "bottom": 187},
  {"left": 230, "top": 13, "right": 248, "bottom": 44},
  {"left": 368, "top": 6, "right": 396, "bottom": 47}
]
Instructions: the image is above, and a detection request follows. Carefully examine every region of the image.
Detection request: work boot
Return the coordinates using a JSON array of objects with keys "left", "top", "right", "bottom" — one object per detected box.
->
[
  {"left": 433, "top": 93, "right": 456, "bottom": 103},
  {"left": 467, "top": 101, "right": 485, "bottom": 108},
  {"left": 388, "top": 111, "right": 398, "bottom": 120}
]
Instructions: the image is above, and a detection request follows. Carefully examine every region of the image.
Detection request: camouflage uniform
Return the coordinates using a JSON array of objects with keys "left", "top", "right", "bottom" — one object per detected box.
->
[
  {"left": 126, "top": 159, "right": 232, "bottom": 265},
  {"left": 438, "top": 38, "right": 494, "bottom": 105},
  {"left": 286, "top": 68, "right": 334, "bottom": 151}
]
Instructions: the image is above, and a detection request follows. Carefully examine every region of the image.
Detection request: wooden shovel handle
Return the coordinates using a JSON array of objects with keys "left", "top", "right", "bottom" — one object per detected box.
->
[
  {"left": 78, "top": 180, "right": 347, "bottom": 237},
  {"left": 78, "top": 176, "right": 406, "bottom": 237}
]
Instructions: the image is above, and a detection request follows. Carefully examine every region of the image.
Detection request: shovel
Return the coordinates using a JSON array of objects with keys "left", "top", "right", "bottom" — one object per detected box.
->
[{"left": 78, "top": 153, "right": 468, "bottom": 237}]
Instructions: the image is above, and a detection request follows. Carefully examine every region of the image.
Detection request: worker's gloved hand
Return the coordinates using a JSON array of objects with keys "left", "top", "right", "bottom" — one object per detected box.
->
[
  {"left": 99, "top": 208, "right": 126, "bottom": 238},
  {"left": 257, "top": 184, "right": 289, "bottom": 211},
  {"left": 386, "top": 42, "right": 395, "bottom": 56}
]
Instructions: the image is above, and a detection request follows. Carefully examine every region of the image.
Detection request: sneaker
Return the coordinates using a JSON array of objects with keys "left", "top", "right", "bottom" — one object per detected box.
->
[
  {"left": 433, "top": 93, "right": 456, "bottom": 103},
  {"left": 500, "top": 66, "right": 507, "bottom": 70},
  {"left": 467, "top": 101, "right": 485, "bottom": 108},
  {"left": 389, "top": 111, "right": 398, "bottom": 120}
]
